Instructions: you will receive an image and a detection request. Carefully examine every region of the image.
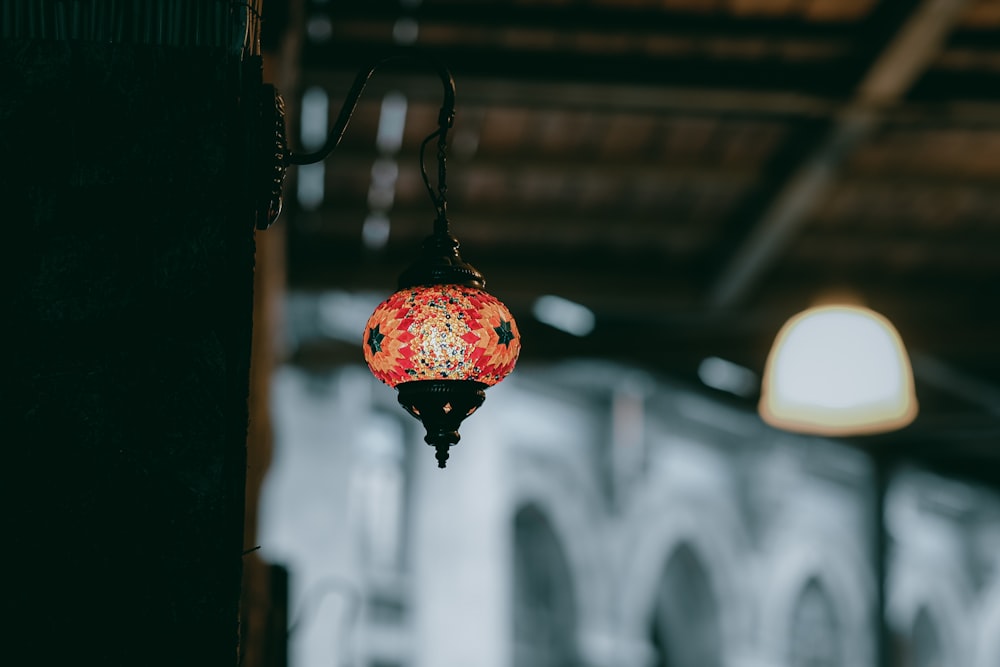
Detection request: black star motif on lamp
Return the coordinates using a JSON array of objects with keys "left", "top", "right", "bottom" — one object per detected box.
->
[
  {"left": 494, "top": 319, "right": 515, "bottom": 346},
  {"left": 367, "top": 325, "right": 385, "bottom": 355}
]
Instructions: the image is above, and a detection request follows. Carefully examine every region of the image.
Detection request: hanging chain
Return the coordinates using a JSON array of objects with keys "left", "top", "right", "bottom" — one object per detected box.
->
[
  {"left": 436, "top": 130, "right": 448, "bottom": 213},
  {"left": 434, "top": 109, "right": 455, "bottom": 236},
  {"left": 422, "top": 105, "right": 455, "bottom": 238}
]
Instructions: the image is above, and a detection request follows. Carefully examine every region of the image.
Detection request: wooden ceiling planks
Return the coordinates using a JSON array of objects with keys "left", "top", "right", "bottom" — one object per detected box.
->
[{"left": 286, "top": 0, "right": 1000, "bottom": 475}]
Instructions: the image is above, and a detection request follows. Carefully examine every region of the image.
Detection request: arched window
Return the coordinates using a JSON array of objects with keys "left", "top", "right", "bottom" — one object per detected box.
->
[
  {"left": 909, "top": 607, "right": 943, "bottom": 667},
  {"left": 512, "top": 505, "right": 579, "bottom": 667},
  {"left": 789, "top": 578, "right": 842, "bottom": 667},
  {"left": 650, "top": 543, "right": 723, "bottom": 667}
]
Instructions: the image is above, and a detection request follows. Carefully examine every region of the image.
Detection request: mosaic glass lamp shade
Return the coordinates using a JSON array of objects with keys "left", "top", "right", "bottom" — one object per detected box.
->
[
  {"left": 364, "top": 285, "right": 520, "bottom": 388},
  {"left": 363, "top": 232, "right": 520, "bottom": 468},
  {"left": 759, "top": 304, "right": 918, "bottom": 436}
]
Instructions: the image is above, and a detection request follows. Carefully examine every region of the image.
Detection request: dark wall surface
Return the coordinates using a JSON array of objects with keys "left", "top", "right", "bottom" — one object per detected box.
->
[{"left": 2, "top": 40, "right": 256, "bottom": 665}]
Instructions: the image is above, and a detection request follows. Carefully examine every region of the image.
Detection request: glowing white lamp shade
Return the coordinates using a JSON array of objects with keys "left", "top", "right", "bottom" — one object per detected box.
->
[{"left": 759, "top": 304, "right": 918, "bottom": 436}]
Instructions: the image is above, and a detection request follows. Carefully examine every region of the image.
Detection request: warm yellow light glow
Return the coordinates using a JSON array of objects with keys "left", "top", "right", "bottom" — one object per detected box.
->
[{"left": 759, "top": 304, "right": 918, "bottom": 436}]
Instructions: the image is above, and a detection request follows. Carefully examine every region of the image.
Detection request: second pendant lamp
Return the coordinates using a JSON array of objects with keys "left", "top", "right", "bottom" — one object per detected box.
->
[{"left": 759, "top": 303, "right": 918, "bottom": 436}]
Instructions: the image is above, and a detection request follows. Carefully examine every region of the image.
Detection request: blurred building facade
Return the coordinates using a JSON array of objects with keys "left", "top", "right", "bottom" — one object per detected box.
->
[{"left": 259, "top": 322, "right": 1000, "bottom": 667}]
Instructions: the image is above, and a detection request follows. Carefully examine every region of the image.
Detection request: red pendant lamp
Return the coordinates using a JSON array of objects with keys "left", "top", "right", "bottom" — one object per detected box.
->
[
  {"left": 363, "top": 232, "right": 520, "bottom": 468},
  {"left": 269, "top": 51, "right": 520, "bottom": 467}
]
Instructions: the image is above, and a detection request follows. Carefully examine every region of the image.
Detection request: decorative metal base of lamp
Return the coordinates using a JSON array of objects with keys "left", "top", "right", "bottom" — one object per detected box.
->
[{"left": 396, "top": 380, "right": 488, "bottom": 468}]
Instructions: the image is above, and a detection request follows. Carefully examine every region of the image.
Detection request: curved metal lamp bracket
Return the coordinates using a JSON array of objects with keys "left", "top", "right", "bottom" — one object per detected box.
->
[
  {"left": 256, "top": 83, "right": 288, "bottom": 230},
  {"left": 285, "top": 51, "right": 456, "bottom": 169},
  {"left": 260, "top": 50, "right": 483, "bottom": 286}
]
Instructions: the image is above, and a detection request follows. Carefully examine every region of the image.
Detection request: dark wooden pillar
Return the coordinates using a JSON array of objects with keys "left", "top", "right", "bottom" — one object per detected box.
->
[
  {"left": 239, "top": 2, "right": 301, "bottom": 666},
  {"left": 3, "top": 27, "right": 259, "bottom": 667}
]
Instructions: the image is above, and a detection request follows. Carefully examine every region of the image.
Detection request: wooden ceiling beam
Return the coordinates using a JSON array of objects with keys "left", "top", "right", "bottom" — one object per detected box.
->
[
  {"left": 306, "top": 4, "right": 856, "bottom": 41},
  {"left": 302, "top": 42, "right": 856, "bottom": 97},
  {"left": 314, "top": 152, "right": 762, "bottom": 187},
  {"left": 707, "top": 0, "right": 974, "bottom": 310},
  {"left": 299, "top": 68, "right": 839, "bottom": 117},
  {"left": 283, "top": 234, "right": 998, "bottom": 322},
  {"left": 301, "top": 66, "right": 1000, "bottom": 121},
  {"left": 296, "top": 207, "right": 722, "bottom": 250}
]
